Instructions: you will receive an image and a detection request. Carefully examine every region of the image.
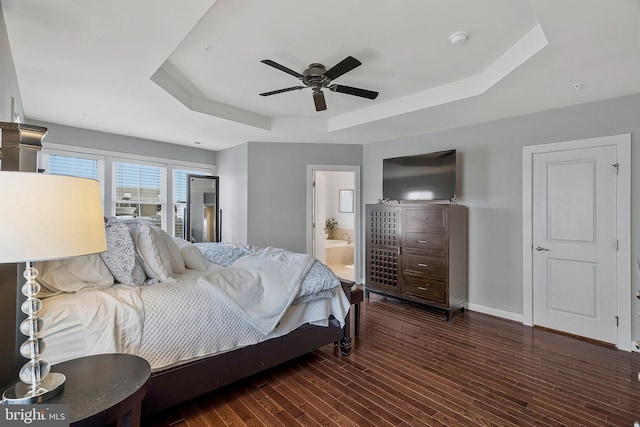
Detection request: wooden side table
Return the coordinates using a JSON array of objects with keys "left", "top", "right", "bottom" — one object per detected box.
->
[{"left": 48, "top": 353, "right": 151, "bottom": 427}]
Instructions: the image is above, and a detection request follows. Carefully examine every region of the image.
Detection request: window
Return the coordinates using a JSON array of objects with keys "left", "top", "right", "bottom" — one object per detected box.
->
[
  {"left": 44, "top": 153, "right": 105, "bottom": 202},
  {"left": 48, "top": 154, "right": 99, "bottom": 179},
  {"left": 172, "top": 169, "right": 212, "bottom": 237},
  {"left": 113, "top": 161, "right": 166, "bottom": 229},
  {"left": 41, "top": 143, "right": 214, "bottom": 234}
]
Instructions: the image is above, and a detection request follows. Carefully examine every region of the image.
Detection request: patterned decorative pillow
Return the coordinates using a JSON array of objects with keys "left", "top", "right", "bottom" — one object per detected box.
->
[{"left": 100, "top": 217, "right": 146, "bottom": 286}]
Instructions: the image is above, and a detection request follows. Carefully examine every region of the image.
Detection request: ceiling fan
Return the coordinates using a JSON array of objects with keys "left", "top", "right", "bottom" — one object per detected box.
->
[{"left": 259, "top": 56, "right": 379, "bottom": 111}]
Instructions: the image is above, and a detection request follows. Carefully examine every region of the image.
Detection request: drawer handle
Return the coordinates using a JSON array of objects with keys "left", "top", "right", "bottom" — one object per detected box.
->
[
  {"left": 417, "top": 240, "right": 431, "bottom": 244},
  {"left": 418, "top": 286, "right": 430, "bottom": 291},
  {"left": 417, "top": 263, "right": 429, "bottom": 268}
]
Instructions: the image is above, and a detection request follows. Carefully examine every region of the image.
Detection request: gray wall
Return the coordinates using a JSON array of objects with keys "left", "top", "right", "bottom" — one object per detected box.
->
[
  {"left": 0, "top": 4, "right": 22, "bottom": 123},
  {"left": 30, "top": 120, "right": 216, "bottom": 165},
  {"left": 363, "top": 93, "right": 640, "bottom": 334},
  {"left": 217, "top": 143, "right": 248, "bottom": 244},
  {"left": 246, "top": 142, "right": 363, "bottom": 253},
  {"left": 324, "top": 171, "right": 356, "bottom": 230}
]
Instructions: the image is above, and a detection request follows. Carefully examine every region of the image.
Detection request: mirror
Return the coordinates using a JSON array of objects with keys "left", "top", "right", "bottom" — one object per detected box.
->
[{"left": 186, "top": 175, "right": 220, "bottom": 243}]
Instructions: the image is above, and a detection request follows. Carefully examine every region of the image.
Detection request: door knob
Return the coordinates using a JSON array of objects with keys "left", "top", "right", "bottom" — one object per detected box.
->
[{"left": 535, "top": 246, "right": 550, "bottom": 251}]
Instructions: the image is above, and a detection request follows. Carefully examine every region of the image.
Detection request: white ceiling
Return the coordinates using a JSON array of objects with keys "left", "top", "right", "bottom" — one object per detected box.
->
[{"left": 3, "top": 0, "right": 640, "bottom": 151}]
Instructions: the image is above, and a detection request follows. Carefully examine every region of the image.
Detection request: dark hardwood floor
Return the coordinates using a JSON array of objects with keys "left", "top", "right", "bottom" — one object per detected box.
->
[{"left": 143, "top": 294, "right": 640, "bottom": 426}]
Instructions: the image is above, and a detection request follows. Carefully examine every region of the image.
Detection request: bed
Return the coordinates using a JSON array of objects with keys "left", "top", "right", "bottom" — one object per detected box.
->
[{"left": 33, "top": 218, "right": 354, "bottom": 416}]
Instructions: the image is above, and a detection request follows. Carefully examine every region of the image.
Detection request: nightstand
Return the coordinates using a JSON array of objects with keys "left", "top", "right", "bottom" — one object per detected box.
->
[{"left": 47, "top": 353, "right": 151, "bottom": 427}]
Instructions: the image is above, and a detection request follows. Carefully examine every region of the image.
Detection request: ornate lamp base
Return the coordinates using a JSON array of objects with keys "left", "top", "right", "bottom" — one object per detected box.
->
[{"left": 2, "top": 372, "right": 65, "bottom": 404}]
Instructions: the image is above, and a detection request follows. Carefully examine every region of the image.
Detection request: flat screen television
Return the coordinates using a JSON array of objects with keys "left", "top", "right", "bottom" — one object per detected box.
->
[{"left": 382, "top": 149, "right": 457, "bottom": 201}]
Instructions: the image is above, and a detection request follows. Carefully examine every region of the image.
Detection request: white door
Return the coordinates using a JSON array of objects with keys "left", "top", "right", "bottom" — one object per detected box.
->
[
  {"left": 532, "top": 146, "right": 618, "bottom": 343},
  {"left": 313, "top": 172, "right": 327, "bottom": 263}
]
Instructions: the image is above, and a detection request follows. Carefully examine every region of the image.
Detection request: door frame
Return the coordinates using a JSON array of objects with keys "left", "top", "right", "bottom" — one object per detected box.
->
[
  {"left": 522, "top": 134, "right": 631, "bottom": 350},
  {"left": 306, "top": 165, "right": 361, "bottom": 282}
]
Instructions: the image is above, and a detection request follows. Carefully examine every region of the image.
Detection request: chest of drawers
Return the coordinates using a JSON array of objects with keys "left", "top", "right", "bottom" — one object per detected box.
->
[{"left": 366, "top": 203, "right": 467, "bottom": 320}]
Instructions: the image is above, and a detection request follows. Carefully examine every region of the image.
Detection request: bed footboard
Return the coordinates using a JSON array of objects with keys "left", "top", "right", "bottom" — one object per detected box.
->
[
  {"left": 142, "top": 278, "right": 353, "bottom": 417},
  {"left": 338, "top": 278, "right": 355, "bottom": 356},
  {"left": 143, "top": 318, "right": 343, "bottom": 416}
]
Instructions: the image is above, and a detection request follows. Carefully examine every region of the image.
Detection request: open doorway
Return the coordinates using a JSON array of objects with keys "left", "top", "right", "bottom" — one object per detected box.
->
[{"left": 306, "top": 165, "right": 360, "bottom": 283}]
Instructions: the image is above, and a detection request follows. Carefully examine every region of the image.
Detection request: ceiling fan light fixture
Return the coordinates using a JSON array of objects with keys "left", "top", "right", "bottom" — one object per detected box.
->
[
  {"left": 303, "top": 63, "right": 327, "bottom": 77},
  {"left": 259, "top": 56, "right": 378, "bottom": 111},
  {"left": 449, "top": 31, "right": 469, "bottom": 45}
]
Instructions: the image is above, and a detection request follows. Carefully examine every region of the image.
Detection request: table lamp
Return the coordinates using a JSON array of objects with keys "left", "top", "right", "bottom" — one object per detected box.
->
[{"left": 0, "top": 172, "right": 107, "bottom": 404}]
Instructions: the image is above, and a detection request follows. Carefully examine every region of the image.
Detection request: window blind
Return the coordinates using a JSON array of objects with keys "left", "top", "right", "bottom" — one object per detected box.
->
[
  {"left": 114, "top": 161, "right": 166, "bottom": 228},
  {"left": 49, "top": 154, "right": 99, "bottom": 180},
  {"left": 47, "top": 153, "right": 105, "bottom": 202}
]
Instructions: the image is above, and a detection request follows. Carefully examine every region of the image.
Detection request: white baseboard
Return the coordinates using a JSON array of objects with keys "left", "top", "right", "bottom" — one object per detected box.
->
[
  {"left": 466, "top": 303, "right": 524, "bottom": 323},
  {"left": 467, "top": 304, "right": 635, "bottom": 352}
]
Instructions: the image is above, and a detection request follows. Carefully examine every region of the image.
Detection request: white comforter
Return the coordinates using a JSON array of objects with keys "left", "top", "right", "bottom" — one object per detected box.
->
[
  {"left": 199, "top": 247, "right": 315, "bottom": 334},
  {"left": 40, "top": 260, "right": 350, "bottom": 371}
]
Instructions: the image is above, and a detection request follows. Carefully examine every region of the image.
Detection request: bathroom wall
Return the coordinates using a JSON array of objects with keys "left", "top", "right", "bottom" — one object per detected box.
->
[
  {"left": 322, "top": 171, "right": 356, "bottom": 276},
  {"left": 324, "top": 171, "right": 355, "bottom": 238}
]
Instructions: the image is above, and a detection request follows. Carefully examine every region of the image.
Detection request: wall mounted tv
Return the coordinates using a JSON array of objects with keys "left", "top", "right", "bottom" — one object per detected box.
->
[{"left": 382, "top": 149, "right": 457, "bottom": 201}]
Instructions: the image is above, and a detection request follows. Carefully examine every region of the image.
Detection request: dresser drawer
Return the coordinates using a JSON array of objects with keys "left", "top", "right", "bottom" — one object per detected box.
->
[
  {"left": 404, "top": 207, "right": 446, "bottom": 230},
  {"left": 404, "top": 254, "right": 446, "bottom": 278},
  {"left": 404, "top": 231, "right": 446, "bottom": 253},
  {"left": 404, "top": 276, "right": 446, "bottom": 303}
]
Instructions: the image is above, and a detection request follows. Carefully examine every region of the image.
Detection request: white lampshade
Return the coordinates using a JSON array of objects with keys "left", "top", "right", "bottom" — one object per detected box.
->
[{"left": 0, "top": 172, "right": 107, "bottom": 262}]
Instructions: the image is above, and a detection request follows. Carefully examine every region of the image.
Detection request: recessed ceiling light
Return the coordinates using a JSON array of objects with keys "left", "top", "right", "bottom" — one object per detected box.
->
[
  {"left": 449, "top": 31, "right": 469, "bottom": 45},
  {"left": 203, "top": 46, "right": 213, "bottom": 53}
]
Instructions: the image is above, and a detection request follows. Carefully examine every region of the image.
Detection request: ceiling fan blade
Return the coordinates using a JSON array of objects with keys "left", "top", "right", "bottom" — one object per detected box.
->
[
  {"left": 259, "top": 86, "right": 305, "bottom": 96},
  {"left": 313, "top": 91, "right": 327, "bottom": 111},
  {"left": 323, "top": 56, "right": 362, "bottom": 81},
  {"left": 329, "top": 84, "right": 379, "bottom": 100},
  {"left": 261, "top": 60, "right": 304, "bottom": 79}
]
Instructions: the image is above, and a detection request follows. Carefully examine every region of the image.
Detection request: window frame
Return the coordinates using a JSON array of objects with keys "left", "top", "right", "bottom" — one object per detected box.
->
[
  {"left": 40, "top": 143, "right": 215, "bottom": 234},
  {"left": 112, "top": 158, "right": 168, "bottom": 229},
  {"left": 39, "top": 148, "right": 107, "bottom": 203}
]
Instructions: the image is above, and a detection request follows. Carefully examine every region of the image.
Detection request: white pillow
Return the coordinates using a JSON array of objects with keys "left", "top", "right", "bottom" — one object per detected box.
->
[
  {"left": 172, "top": 237, "right": 207, "bottom": 270},
  {"left": 37, "top": 254, "right": 114, "bottom": 294},
  {"left": 155, "top": 227, "right": 186, "bottom": 274},
  {"left": 125, "top": 220, "right": 174, "bottom": 281}
]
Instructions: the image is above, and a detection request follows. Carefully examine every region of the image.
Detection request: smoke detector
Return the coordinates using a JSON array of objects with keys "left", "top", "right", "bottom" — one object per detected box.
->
[{"left": 449, "top": 31, "right": 469, "bottom": 45}]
